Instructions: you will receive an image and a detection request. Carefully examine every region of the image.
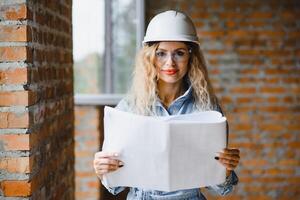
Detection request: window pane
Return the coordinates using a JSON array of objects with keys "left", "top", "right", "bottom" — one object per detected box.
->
[
  {"left": 111, "top": 0, "right": 137, "bottom": 93},
  {"left": 73, "top": 0, "right": 104, "bottom": 94},
  {"left": 73, "top": 0, "right": 137, "bottom": 94}
]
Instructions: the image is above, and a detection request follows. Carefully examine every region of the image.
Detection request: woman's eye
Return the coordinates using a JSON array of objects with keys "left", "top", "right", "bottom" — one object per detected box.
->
[
  {"left": 175, "top": 51, "right": 185, "bottom": 57},
  {"left": 156, "top": 52, "right": 166, "bottom": 57}
]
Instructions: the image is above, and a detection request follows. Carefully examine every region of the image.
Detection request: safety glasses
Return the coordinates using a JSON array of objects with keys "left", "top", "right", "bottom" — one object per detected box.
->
[{"left": 155, "top": 49, "right": 191, "bottom": 63}]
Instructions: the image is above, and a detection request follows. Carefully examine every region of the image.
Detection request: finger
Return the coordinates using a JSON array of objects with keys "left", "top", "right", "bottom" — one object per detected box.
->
[
  {"left": 219, "top": 158, "right": 239, "bottom": 166},
  {"left": 218, "top": 159, "right": 237, "bottom": 170},
  {"left": 95, "top": 164, "right": 123, "bottom": 175},
  {"left": 95, "top": 164, "right": 120, "bottom": 171},
  {"left": 94, "top": 165, "right": 121, "bottom": 170},
  {"left": 95, "top": 158, "right": 121, "bottom": 166},
  {"left": 95, "top": 160, "right": 124, "bottom": 169},
  {"left": 217, "top": 153, "right": 240, "bottom": 161},
  {"left": 222, "top": 148, "right": 240, "bottom": 155},
  {"left": 94, "top": 151, "right": 119, "bottom": 158}
]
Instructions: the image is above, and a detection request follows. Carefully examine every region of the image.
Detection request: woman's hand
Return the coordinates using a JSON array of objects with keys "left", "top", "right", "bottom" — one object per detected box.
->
[
  {"left": 93, "top": 151, "right": 124, "bottom": 180},
  {"left": 215, "top": 148, "right": 240, "bottom": 176}
]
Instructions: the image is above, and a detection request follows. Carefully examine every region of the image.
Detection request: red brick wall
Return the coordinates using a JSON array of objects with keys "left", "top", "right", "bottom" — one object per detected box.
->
[
  {"left": 147, "top": 0, "right": 300, "bottom": 199},
  {"left": 74, "top": 106, "right": 100, "bottom": 200},
  {"left": 0, "top": 0, "right": 74, "bottom": 199},
  {"left": 74, "top": 105, "right": 128, "bottom": 200}
]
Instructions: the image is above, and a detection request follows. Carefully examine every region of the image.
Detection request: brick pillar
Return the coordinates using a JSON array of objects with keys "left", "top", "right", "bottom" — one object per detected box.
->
[{"left": 0, "top": 0, "right": 74, "bottom": 199}]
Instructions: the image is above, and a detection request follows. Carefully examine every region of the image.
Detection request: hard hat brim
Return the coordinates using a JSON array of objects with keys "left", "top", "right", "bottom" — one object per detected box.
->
[{"left": 142, "top": 36, "right": 200, "bottom": 45}]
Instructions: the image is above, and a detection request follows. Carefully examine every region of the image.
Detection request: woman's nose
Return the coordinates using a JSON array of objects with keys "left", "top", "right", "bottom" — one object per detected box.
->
[{"left": 165, "top": 54, "right": 175, "bottom": 66}]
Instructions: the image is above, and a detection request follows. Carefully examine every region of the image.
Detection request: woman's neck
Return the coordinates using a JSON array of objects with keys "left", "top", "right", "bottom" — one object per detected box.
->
[{"left": 157, "top": 80, "right": 186, "bottom": 108}]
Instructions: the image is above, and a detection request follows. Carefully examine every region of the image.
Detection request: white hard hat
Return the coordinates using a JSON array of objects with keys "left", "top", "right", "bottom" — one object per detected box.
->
[{"left": 143, "top": 10, "right": 199, "bottom": 45}]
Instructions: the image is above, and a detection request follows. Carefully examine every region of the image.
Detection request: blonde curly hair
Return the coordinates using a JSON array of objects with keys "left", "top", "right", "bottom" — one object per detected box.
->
[{"left": 126, "top": 42, "right": 218, "bottom": 115}]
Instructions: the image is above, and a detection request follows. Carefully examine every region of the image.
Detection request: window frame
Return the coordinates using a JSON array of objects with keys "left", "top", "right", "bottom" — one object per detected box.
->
[{"left": 75, "top": 0, "right": 145, "bottom": 105}]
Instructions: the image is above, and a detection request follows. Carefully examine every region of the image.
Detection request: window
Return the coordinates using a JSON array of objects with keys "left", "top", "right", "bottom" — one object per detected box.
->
[{"left": 73, "top": 0, "right": 144, "bottom": 99}]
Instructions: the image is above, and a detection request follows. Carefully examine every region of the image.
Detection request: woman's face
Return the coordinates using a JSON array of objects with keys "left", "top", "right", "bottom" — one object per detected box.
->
[{"left": 154, "top": 42, "right": 190, "bottom": 85}]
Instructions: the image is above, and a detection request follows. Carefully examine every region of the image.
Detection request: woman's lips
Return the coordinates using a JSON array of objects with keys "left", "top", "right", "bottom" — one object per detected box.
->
[{"left": 161, "top": 69, "right": 179, "bottom": 75}]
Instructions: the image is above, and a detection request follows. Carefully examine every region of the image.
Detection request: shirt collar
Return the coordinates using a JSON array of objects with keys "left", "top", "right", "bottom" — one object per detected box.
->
[{"left": 155, "top": 85, "right": 193, "bottom": 108}]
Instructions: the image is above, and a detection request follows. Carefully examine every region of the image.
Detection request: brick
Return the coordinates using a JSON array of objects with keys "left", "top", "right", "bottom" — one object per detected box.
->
[
  {"left": 243, "top": 159, "right": 268, "bottom": 167},
  {"left": 238, "top": 77, "right": 258, "bottom": 84},
  {"left": 259, "top": 123, "right": 285, "bottom": 131},
  {"left": 236, "top": 97, "right": 252, "bottom": 104},
  {"left": 287, "top": 124, "right": 300, "bottom": 131},
  {"left": 261, "top": 78, "right": 279, "bottom": 84},
  {"left": 193, "top": 21, "right": 204, "bottom": 28},
  {"left": 279, "top": 159, "right": 299, "bottom": 166},
  {"left": 266, "top": 168, "right": 294, "bottom": 176},
  {"left": 0, "top": 157, "right": 30, "bottom": 173},
  {"left": 0, "top": 180, "right": 31, "bottom": 197},
  {"left": 265, "top": 68, "right": 294, "bottom": 75},
  {"left": 190, "top": 12, "right": 210, "bottom": 19},
  {"left": 87, "top": 181, "right": 99, "bottom": 188},
  {"left": 0, "top": 91, "right": 37, "bottom": 106},
  {"left": 288, "top": 142, "right": 300, "bottom": 149},
  {"left": 219, "top": 12, "right": 244, "bottom": 19},
  {"left": 0, "top": 112, "right": 29, "bottom": 128},
  {"left": 0, "top": 134, "right": 29, "bottom": 151},
  {"left": 75, "top": 192, "right": 99, "bottom": 199},
  {"left": 0, "top": 25, "right": 30, "bottom": 42},
  {"left": 238, "top": 69, "right": 260, "bottom": 75},
  {"left": 242, "top": 159, "right": 268, "bottom": 167},
  {"left": 281, "top": 11, "right": 297, "bottom": 20},
  {"left": 238, "top": 49, "right": 260, "bottom": 56},
  {"left": 75, "top": 172, "right": 97, "bottom": 178},
  {"left": 239, "top": 59, "right": 264, "bottom": 65},
  {"left": 267, "top": 97, "right": 280, "bottom": 103},
  {"left": 232, "top": 123, "right": 252, "bottom": 131},
  {"left": 226, "top": 21, "right": 236, "bottom": 28},
  {"left": 292, "top": 87, "right": 300, "bottom": 94},
  {"left": 259, "top": 87, "right": 285, "bottom": 93},
  {"left": 206, "top": 49, "right": 225, "bottom": 55},
  {"left": 0, "top": 68, "right": 28, "bottom": 84},
  {"left": 197, "top": 31, "right": 225, "bottom": 38},
  {"left": 230, "top": 87, "right": 256, "bottom": 93},
  {"left": 288, "top": 31, "right": 300, "bottom": 38},
  {"left": 0, "top": 46, "right": 29, "bottom": 62},
  {"left": 220, "top": 96, "right": 233, "bottom": 104},
  {"left": 239, "top": 21, "right": 267, "bottom": 28},
  {"left": 233, "top": 106, "right": 256, "bottom": 113},
  {"left": 0, "top": 4, "right": 29, "bottom": 20},
  {"left": 258, "top": 31, "right": 286, "bottom": 38},
  {"left": 249, "top": 12, "right": 273, "bottom": 19},
  {"left": 228, "top": 30, "right": 252, "bottom": 38}
]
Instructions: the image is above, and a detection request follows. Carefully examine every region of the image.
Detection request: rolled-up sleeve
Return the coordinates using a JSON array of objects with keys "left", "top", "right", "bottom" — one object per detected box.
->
[
  {"left": 206, "top": 170, "right": 238, "bottom": 195},
  {"left": 101, "top": 177, "right": 126, "bottom": 195}
]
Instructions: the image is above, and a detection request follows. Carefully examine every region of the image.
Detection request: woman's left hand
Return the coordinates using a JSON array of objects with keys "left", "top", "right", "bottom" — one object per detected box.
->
[{"left": 216, "top": 148, "right": 240, "bottom": 175}]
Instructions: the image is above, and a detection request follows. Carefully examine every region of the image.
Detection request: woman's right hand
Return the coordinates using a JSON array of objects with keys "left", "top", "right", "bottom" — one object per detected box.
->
[{"left": 93, "top": 151, "right": 124, "bottom": 180}]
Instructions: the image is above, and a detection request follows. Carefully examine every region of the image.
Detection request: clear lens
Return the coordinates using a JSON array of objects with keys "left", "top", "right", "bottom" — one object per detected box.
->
[{"left": 155, "top": 50, "right": 190, "bottom": 63}]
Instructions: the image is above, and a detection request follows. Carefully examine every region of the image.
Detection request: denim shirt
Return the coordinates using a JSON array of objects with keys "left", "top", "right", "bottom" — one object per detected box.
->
[{"left": 102, "top": 86, "right": 238, "bottom": 200}]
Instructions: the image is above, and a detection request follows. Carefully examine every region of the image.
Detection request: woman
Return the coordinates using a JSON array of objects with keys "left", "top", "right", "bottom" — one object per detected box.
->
[{"left": 94, "top": 10, "right": 240, "bottom": 200}]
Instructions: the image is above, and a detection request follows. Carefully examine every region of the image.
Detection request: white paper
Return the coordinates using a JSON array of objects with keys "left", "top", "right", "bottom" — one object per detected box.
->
[{"left": 102, "top": 106, "right": 227, "bottom": 192}]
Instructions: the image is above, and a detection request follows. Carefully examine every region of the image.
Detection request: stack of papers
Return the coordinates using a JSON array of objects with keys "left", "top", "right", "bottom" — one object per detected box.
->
[{"left": 102, "top": 106, "right": 227, "bottom": 192}]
